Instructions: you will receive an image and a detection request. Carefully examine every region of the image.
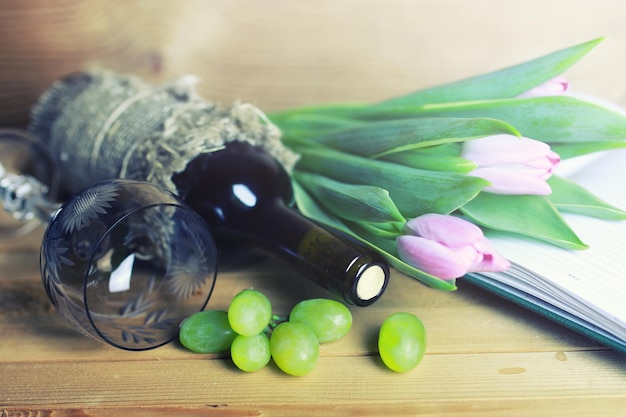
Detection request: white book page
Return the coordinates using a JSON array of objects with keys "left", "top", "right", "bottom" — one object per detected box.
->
[{"left": 482, "top": 148, "right": 626, "bottom": 339}]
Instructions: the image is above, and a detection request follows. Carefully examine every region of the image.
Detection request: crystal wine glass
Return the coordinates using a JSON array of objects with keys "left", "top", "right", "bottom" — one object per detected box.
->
[{"left": 1, "top": 130, "right": 218, "bottom": 350}]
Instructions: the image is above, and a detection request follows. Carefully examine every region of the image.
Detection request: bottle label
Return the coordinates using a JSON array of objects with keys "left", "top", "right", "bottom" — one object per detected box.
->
[{"left": 297, "top": 228, "right": 338, "bottom": 272}]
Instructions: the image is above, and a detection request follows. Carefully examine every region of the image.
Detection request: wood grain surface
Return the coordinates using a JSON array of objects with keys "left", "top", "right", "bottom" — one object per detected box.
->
[{"left": 1, "top": 1, "right": 626, "bottom": 416}]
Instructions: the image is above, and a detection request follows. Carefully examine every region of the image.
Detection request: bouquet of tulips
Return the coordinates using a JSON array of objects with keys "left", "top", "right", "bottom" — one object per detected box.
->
[{"left": 267, "top": 37, "right": 626, "bottom": 291}]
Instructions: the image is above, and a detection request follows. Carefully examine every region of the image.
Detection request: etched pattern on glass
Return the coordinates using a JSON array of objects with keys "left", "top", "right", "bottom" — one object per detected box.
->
[{"left": 40, "top": 180, "right": 217, "bottom": 350}]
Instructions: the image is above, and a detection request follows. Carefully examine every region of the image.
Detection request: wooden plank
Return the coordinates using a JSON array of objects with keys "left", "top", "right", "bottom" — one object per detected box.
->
[
  {"left": 1, "top": 351, "right": 625, "bottom": 412},
  {"left": 5, "top": 400, "right": 626, "bottom": 417}
]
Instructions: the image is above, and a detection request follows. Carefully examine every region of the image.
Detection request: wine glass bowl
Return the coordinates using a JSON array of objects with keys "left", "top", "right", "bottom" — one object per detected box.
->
[{"left": 41, "top": 179, "right": 218, "bottom": 350}]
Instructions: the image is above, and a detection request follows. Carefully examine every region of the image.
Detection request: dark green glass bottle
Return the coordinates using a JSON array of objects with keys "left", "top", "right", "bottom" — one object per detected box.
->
[{"left": 173, "top": 141, "right": 389, "bottom": 306}]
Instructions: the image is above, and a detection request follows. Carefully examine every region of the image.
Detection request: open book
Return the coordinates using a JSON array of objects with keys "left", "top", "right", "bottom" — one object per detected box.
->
[{"left": 466, "top": 148, "right": 626, "bottom": 353}]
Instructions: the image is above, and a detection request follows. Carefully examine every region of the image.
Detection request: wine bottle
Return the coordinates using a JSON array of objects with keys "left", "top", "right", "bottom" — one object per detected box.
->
[
  {"left": 173, "top": 140, "right": 389, "bottom": 305},
  {"left": 29, "top": 70, "right": 390, "bottom": 306}
]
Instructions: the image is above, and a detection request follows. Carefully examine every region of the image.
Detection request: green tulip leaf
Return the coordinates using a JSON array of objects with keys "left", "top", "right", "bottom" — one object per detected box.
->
[
  {"left": 459, "top": 193, "right": 587, "bottom": 250},
  {"left": 294, "top": 171, "right": 406, "bottom": 224},
  {"left": 366, "top": 37, "right": 604, "bottom": 109},
  {"left": 358, "top": 96, "right": 626, "bottom": 153},
  {"left": 297, "top": 147, "right": 489, "bottom": 217},
  {"left": 269, "top": 103, "right": 367, "bottom": 127},
  {"left": 273, "top": 114, "right": 367, "bottom": 141},
  {"left": 311, "top": 117, "right": 520, "bottom": 157},
  {"left": 551, "top": 141, "right": 626, "bottom": 159},
  {"left": 292, "top": 180, "right": 348, "bottom": 230},
  {"left": 351, "top": 220, "right": 404, "bottom": 238},
  {"left": 270, "top": 38, "right": 608, "bottom": 131},
  {"left": 381, "top": 149, "right": 477, "bottom": 173},
  {"left": 548, "top": 175, "right": 626, "bottom": 220},
  {"left": 354, "top": 96, "right": 626, "bottom": 150}
]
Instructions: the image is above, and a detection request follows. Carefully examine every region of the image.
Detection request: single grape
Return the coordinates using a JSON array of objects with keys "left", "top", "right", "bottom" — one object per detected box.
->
[
  {"left": 230, "top": 333, "right": 271, "bottom": 372},
  {"left": 378, "top": 312, "right": 426, "bottom": 372},
  {"left": 289, "top": 298, "right": 352, "bottom": 343},
  {"left": 270, "top": 322, "right": 320, "bottom": 376},
  {"left": 179, "top": 310, "right": 237, "bottom": 353},
  {"left": 228, "top": 288, "right": 272, "bottom": 336}
]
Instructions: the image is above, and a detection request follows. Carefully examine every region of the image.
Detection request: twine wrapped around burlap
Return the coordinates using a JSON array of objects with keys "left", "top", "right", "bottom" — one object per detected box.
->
[{"left": 28, "top": 70, "right": 299, "bottom": 195}]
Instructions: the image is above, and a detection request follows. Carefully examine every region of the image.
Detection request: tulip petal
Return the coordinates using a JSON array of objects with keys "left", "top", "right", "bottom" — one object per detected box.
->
[
  {"left": 524, "top": 157, "right": 559, "bottom": 174},
  {"left": 397, "top": 235, "right": 476, "bottom": 280},
  {"left": 468, "top": 237, "right": 511, "bottom": 272},
  {"left": 547, "top": 150, "right": 561, "bottom": 164},
  {"left": 470, "top": 167, "right": 553, "bottom": 195},
  {"left": 405, "top": 213, "right": 483, "bottom": 247},
  {"left": 461, "top": 135, "right": 553, "bottom": 165},
  {"left": 517, "top": 77, "right": 569, "bottom": 98}
]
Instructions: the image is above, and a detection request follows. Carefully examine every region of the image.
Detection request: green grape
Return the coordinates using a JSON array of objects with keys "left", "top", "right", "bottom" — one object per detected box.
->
[
  {"left": 230, "top": 333, "right": 271, "bottom": 372},
  {"left": 270, "top": 322, "right": 320, "bottom": 376},
  {"left": 179, "top": 310, "right": 237, "bottom": 353},
  {"left": 289, "top": 298, "right": 352, "bottom": 343},
  {"left": 378, "top": 312, "right": 426, "bottom": 373},
  {"left": 228, "top": 288, "right": 272, "bottom": 336}
]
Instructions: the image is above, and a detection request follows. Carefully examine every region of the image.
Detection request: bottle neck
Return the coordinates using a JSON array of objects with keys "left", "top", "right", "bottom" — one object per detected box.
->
[
  {"left": 172, "top": 141, "right": 389, "bottom": 306},
  {"left": 252, "top": 199, "right": 389, "bottom": 305}
]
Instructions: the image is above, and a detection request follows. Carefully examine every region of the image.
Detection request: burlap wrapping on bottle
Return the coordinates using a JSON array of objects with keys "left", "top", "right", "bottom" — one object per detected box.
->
[{"left": 28, "top": 70, "right": 298, "bottom": 195}]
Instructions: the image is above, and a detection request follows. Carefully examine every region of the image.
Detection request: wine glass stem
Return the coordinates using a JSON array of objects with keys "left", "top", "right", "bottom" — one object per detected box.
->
[{"left": 0, "top": 171, "right": 60, "bottom": 223}]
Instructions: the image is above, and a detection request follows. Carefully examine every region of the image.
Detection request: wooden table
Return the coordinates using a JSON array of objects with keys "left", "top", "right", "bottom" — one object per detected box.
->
[
  {"left": 2, "top": 1, "right": 626, "bottom": 416},
  {"left": 1, "top": 228, "right": 625, "bottom": 417}
]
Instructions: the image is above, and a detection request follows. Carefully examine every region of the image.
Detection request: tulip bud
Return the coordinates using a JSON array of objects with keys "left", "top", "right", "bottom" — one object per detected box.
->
[
  {"left": 461, "top": 134, "right": 560, "bottom": 195},
  {"left": 396, "top": 214, "right": 510, "bottom": 280},
  {"left": 518, "top": 77, "right": 569, "bottom": 98}
]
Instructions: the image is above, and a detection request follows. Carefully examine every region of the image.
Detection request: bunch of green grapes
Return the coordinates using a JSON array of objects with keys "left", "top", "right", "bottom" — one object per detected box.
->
[
  {"left": 179, "top": 289, "right": 426, "bottom": 375},
  {"left": 179, "top": 289, "right": 352, "bottom": 375}
]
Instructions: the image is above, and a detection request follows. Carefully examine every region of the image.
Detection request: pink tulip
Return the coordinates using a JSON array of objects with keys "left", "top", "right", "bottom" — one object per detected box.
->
[
  {"left": 461, "top": 134, "right": 560, "bottom": 195},
  {"left": 396, "top": 214, "right": 510, "bottom": 280},
  {"left": 517, "top": 77, "right": 569, "bottom": 98}
]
